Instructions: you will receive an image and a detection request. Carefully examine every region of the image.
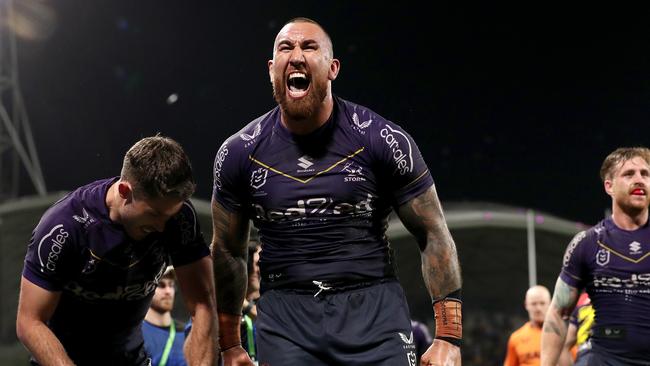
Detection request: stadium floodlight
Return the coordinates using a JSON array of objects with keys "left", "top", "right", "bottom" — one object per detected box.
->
[{"left": 0, "top": 0, "right": 51, "bottom": 201}]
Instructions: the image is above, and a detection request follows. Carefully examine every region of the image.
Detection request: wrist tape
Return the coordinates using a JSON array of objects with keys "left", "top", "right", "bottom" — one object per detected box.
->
[{"left": 433, "top": 289, "right": 462, "bottom": 347}]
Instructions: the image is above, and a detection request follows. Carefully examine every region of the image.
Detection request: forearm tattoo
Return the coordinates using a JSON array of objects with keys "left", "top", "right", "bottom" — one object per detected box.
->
[
  {"left": 543, "top": 319, "right": 563, "bottom": 336},
  {"left": 399, "top": 186, "right": 462, "bottom": 299},
  {"left": 211, "top": 201, "right": 249, "bottom": 315}
]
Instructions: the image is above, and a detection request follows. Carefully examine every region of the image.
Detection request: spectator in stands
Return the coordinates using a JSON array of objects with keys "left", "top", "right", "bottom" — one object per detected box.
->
[
  {"left": 143, "top": 266, "right": 187, "bottom": 366},
  {"left": 504, "top": 285, "right": 551, "bottom": 366}
]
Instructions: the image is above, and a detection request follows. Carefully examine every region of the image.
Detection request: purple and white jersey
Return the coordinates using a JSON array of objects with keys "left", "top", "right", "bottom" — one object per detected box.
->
[
  {"left": 22, "top": 178, "right": 209, "bottom": 363},
  {"left": 213, "top": 96, "right": 433, "bottom": 289},
  {"left": 561, "top": 217, "right": 650, "bottom": 360}
]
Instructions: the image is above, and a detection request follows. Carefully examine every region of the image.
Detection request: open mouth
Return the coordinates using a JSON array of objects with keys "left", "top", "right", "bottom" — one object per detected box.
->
[
  {"left": 287, "top": 72, "right": 310, "bottom": 98},
  {"left": 631, "top": 188, "right": 646, "bottom": 196}
]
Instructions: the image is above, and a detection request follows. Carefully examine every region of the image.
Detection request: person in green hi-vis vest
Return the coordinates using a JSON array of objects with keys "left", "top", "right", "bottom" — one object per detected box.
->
[{"left": 143, "top": 266, "right": 188, "bottom": 366}]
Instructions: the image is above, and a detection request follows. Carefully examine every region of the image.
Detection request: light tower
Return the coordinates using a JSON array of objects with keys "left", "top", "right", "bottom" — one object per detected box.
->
[{"left": 0, "top": 0, "right": 47, "bottom": 201}]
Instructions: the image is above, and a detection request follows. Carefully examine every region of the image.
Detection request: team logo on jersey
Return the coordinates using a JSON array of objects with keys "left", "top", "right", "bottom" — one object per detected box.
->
[
  {"left": 596, "top": 248, "right": 610, "bottom": 266},
  {"left": 399, "top": 332, "right": 414, "bottom": 344},
  {"left": 72, "top": 208, "right": 95, "bottom": 228},
  {"left": 353, "top": 112, "right": 372, "bottom": 129},
  {"left": 250, "top": 168, "right": 268, "bottom": 189},
  {"left": 380, "top": 124, "right": 414, "bottom": 175},
  {"left": 297, "top": 155, "right": 314, "bottom": 171},
  {"left": 38, "top": 224, "right": 69, "bottom": 272},
  {"left": 240, "top": 122, "right": 262, "bottom": 142},
  {"left": 629, "top": 241, "right": 643, "bottom": 255},
  {"left": 341, "top": 162, "right": 366, "bottom": 182},
  {"left": 406, "top": 351, "right": 417, "bottom": 366},
  {"left": 398, "top": 331, "right": 417, "bottom": 360}
]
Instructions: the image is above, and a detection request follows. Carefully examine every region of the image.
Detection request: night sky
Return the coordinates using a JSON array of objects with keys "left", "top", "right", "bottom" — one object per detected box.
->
[{"left": 11, "top": 2, "right": 650, "bottom": 225}]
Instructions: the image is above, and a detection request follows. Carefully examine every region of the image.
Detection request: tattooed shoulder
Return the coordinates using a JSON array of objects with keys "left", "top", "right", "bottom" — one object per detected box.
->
[{"left": 552, "top": 277, "right": 577, "bottom": 309}]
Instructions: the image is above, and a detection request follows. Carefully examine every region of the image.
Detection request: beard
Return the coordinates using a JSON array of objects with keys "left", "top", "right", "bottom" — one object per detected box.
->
[
  {"left": 272, "top": 73, "right": 328, "bottom": 121},
  {"left": 615, "top": 191, "right": 650, "bottom": 216},
  {"left": 150, "top": 297, "right": 174, "bottom": 313}
]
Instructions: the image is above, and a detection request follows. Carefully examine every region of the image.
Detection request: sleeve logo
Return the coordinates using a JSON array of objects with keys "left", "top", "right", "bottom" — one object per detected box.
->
[
  {"left": 38, "top": 224, "right": 69, "bottom": 272},
  {"left": 380, "top": 124, "right": 414, "bottom": 175},
  {"left": 563, "top": 230, "right": 586, "bottom": 268},
  {"left": 213, "top": 143, "right": 229, "bottom": 189}
]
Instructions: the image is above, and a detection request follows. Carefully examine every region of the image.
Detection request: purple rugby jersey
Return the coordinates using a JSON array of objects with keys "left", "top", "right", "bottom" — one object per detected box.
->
[
  {"left": 22, "top": 178, "right": 209, "bottom": 363},
  {"left": 561, "top": 217, "right": 650, "bottom": 360},
  {"left": 213, "top": 96, "right": 433, "bottom": 289}
]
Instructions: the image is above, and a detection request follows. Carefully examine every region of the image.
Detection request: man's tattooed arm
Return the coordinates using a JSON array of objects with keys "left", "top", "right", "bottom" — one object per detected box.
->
[
  {"left": 540, "top": 277, "right": 579, "bottom": 366},
  {"left": 396, "top": 185, "right": 461, "bottom": 300},
  {"left": 211, "top": 199, "right": 250, "bottom": 316}
]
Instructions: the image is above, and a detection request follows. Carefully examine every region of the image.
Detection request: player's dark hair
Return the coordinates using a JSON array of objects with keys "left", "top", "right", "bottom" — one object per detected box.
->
[
  {"left": 121, "top": 134, "right": 196, "bottom": 200},
  {"left": 276, "top": 17, "right": 334, "bottom": 58},
  {"left": 600, "top": 147, "right": 650, "bottom": 182}
]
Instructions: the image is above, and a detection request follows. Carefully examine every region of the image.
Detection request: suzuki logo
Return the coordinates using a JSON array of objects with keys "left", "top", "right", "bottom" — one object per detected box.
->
[
  {"left": 629, "top": 241, "right": 642, "bottom": 255},
  {"left": 297, "top": 156, "right": 314, "bottom": 169}
]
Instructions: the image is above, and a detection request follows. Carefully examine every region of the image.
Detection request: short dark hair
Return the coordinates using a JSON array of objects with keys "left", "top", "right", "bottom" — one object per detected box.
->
[
  {"left": 162, "top": 265, "right": 176, "bottom": 281},
  {"left": 600, "top": 147, "right": 650, "bottom": 182},
  {"left": 277, "top": 17, "right": 334, "bottom": 58},
  {"left": 121, "top": 135, "right": 195, "bottom": 200}
]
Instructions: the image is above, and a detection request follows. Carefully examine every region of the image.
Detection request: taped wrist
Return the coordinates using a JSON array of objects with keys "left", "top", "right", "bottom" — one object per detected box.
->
[
  {"left": 218, "top": 312, "right": 242, "bottom": 351},
  {"left": 433, "top": 289, "right": 462, "bottom": 347}
]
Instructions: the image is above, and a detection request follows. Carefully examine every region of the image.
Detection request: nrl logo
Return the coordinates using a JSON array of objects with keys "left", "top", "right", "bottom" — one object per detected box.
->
[
  {"left": 406, "top": 351, "right": 417, "bottom": 366},
  {"left": 596, "top": 248, "right": 610, "bottom": 267},
  {"left": 250, "top": 168, "right": 268, "bottom": 189}
]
